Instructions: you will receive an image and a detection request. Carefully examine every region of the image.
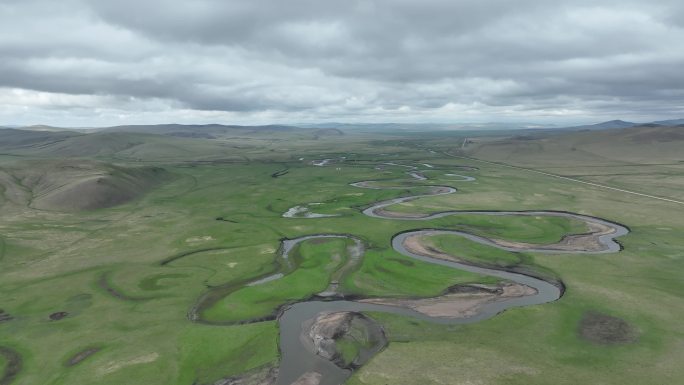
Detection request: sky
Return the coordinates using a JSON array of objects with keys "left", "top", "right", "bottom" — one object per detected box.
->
[{"left": 1, "top": 0, "right": 683, "bottom": 127}]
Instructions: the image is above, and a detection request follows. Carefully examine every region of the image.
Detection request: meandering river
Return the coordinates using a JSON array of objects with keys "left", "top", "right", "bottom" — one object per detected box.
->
[{"left": 203, "top": 164, "right": 629, "bottom": 385}]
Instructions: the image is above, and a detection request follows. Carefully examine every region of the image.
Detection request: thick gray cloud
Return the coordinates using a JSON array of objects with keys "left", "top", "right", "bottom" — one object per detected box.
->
[{"left": 1, "top": 0, "right": 683, "bottom": 126}]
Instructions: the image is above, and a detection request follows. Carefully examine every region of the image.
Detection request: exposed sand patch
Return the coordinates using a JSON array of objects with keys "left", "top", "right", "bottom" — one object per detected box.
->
[
  {"left": 283, "top": 205, "right": 338, "bottom": 218},
  {"left": 308, "top": 312, "right": 353, "bottom": 360},
  {"left": 374, "top": 208, "right": 426, "bottom": 218},
  {"left": 402, "top": 235, "right": 465, "bottom": 263},
  {"left": 185, "top": 235, "right": 215, "bottom": 243},
  {"left": 98, "top": 352, "right": 159, "bottom": 376},
  {"left": 402, "top": 219, "right": 616, "bottom": 256},
  {"left": 291, "top": 371, "right": 322, "bottom": 385},
  {"left": 213, "top": 365, "right": 278, "bottom": 385},
  {"left": 489, "top": 220, "right": 616, "bottom": 252},
  {"left": 360, "top": 283, "right": 536, "bottom": 318},
  {"left": 304, "top": 311, "right": 387, "bottom": 369},
  {"left": 261, "top": 246, "right": 276, "bottom": 254},
  {"left": 207, "top": 249, "right": 232, "bottom": 255}
]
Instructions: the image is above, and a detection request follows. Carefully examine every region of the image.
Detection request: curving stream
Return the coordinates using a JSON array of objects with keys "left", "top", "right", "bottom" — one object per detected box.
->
[{"left": 196, "top": 163, "right": 629, "bottom": 385}]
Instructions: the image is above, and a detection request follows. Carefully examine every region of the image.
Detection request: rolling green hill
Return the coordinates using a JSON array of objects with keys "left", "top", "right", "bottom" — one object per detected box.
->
[
  {"left": 461, "top": 125, "right": 684, "bottom": 165},
  {"left": 0, "top": 159, "right": 172, "bottom": 211},
  {"left": 0, "top": 128, "right": 82, "bottom": 151}
]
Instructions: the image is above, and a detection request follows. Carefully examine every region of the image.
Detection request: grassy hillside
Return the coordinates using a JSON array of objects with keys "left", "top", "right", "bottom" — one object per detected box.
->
[
  {"left": 99, "top": 123, "right": 321, "bottom": 139},
  {"left": 0, "top": 160, "right": 172, "bottom": 211},
  {"left": 0, "top": 126, "right": 390, "bottom": 162},
  {"left": 0, "top": 129, "right": 82, "bottom": 151},
  {"left": 460, "top": 125, "right": 684, "bottom": 165},
  {"left": 449, "top": 125, "right": 684, "bottom": 201}
]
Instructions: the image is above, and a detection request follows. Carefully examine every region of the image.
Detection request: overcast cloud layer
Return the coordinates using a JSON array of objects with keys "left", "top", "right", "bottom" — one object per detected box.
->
[{"left": 1, "top": 0, "right": 683, "bottom": 126}]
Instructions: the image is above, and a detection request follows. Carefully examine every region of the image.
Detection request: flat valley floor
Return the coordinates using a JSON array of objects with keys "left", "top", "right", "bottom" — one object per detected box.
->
[{"left": 0, "top": 125, "right": 682, "bottom": 384}]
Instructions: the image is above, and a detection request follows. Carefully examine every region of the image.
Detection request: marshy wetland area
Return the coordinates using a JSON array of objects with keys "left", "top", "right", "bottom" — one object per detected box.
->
[{"left": 0, "top": 125, "right": 683, "bottom": 385}]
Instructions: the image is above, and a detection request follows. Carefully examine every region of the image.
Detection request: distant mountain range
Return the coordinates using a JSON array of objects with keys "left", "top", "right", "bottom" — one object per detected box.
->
[
  {"left": 559, "top": 119, "right": 684, "bottom": 131},
  {"left": 2, "top": 118, "right": 683, "bottom": 134},
  {"left": 0, "top": 119, "right": 681, "bottom": 161},
  {"left": 561, "top": 120, "right": 637, "bottom": 130},
  {"left": 302, "top": 119, "right": 684, "bottom": 131},
  {"left": 652, "top": 118, "right": 684, "bottom": 126},
  {"left": 295, "top": 122, "right": 554, "bottom": 131}
]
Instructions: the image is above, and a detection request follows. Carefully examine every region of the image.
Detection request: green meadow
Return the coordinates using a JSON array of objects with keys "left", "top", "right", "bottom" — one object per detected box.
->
[{"left": 0, "top": 126, "right": 682, "bottom": 384}]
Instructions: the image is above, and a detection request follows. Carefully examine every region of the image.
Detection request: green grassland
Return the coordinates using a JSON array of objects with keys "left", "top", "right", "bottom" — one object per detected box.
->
[
  {"left": 202, "top": 238, "right": 354, "bottom": 323},
  {"left": 0, "top": 126, "right": 682, "bottom": 384}
]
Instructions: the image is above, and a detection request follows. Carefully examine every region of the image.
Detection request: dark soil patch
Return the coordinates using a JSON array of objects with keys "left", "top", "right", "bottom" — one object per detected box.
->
[
  {"left": 445, "top": 284, "right": 501, "bottom": 295},
  {"left": 49, "top": 311, "right": 68, "bottom": 321},
  {"left": 0, "top": 310, "right": 12, "bottom": 323},
  {"left": 309, "top": 238, "right": 333, "bottom": 245},
  {"left": 98, "top": 274, "right": 130, "bottom": 300},
  {"left": 215, "top": 217, "right": 237, "bottom": 223},
  {"left": 578, "top": 311, "right": 638, "bottom": 345},
  {"left": 97, "top": 273, "right": 153, "bottom": 301},
  {"left": 65, "top": 347, "right": 101, "bottom": 367},
  {"left": 271, "top": 168, "right": 289, "bottom": 178},
  {"left": 388, "top": 257, "right": 414, "bottom": 266},
  {"left": 0, "top": 346, "right": 22, "bottom": 385}
]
